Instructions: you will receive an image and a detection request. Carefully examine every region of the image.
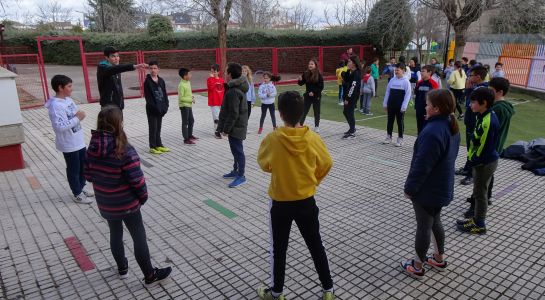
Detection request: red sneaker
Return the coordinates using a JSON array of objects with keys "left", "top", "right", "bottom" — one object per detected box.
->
[
  {"left": 258, "top": 127, "right": 263, "bottom": 134},
  {"left": 184, "top": 140, "right": 196, "bottom": 145},
  {"left": 189, "top": 135, "right": 199, "bottom": 141}
]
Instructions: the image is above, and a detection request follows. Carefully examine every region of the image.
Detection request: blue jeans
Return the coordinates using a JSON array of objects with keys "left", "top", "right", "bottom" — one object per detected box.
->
[
  {"left": 338, "top": 85, "right": 343, "bottom": 102},
  {"left": 62, "top": 147, "right": 86, "bottom": 196},
  {"left": 228, "top": 135, "right": 245, "bottom": 177}
]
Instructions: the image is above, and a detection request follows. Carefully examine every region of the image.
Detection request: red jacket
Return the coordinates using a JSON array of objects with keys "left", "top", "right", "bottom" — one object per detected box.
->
[{"left": 207, "top": 77, "right": 225, "bottom": 106}]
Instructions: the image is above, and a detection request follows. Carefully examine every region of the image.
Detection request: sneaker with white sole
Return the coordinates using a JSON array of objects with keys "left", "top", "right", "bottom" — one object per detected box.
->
[
  {"left": 425, "top": 255, "right": 447, "bottom": 272},
  {"left": 73, "top": 193, "right": 93, "bottom": 204},
  {"left": 144, "top": 267, "right": 172, "bottom": 287},
  {"left": 395, "top": 137, "right": 403, "bottom": 147},
  {"left": 314, "top": 126, "right": 320, "bottom": 133},
  {"left": 257, "top": 287, "right": 286, "bottom": 300},
  {"left": 118, "top": 258, "right": 128, "bottom": 279},
  {"left": 400, "top": 259, "right": 425, "bottom": 279},
  {"left": 82, "top": 188, "right": 94, "bottom": 197},
  {"left": 382, "top": 135, "right": 392, "bottom": 144}
]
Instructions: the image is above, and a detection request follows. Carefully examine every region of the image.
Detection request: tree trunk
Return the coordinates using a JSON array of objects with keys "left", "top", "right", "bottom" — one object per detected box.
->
[
  {"left": 218, "top": 20, "right": 228, "bottom": 78},
  {"left": 453, "top": 26, "right": 467, "bottom": 61}
]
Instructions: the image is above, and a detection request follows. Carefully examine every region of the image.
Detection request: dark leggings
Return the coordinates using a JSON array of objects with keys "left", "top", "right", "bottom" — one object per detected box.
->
[
  {"left": 248, "top": 102, "right": 253, "bottom": 119},
  {"left": 270, "top": 197, "right": 333, "bottom": 294},
  {"left": 259, "top": 103, "right": 276, "bottom": 128},
  {"left": 343, "top": 97, "right": 357, "bottom": 133},
  {"left": 387, "top": 99, "right": 405, "bottom": 138},
  {"left": 412, "top": 201, "right": 445, "bottom": 263},
  {"left": 300, "top": 96, "right": 321, "bottom": 127},
  {"left": 107, "top": 211, "right": 154, "bottom": 277},
  {"left": 451, "top": 88, "right": 464, "bottom": 115}
]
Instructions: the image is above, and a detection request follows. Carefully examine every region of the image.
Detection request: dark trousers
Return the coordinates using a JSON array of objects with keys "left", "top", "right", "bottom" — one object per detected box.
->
[
  {"left": 412, "top": 201, "right": 445, "bottom": 263},
  {"left": 259, "top": 103, "right": 277, "bottom": 128},
  {"left": 63, "top": 147, "right": 87, "bottom": 196},
  {"left": 374, "top": 77, "right": 378, "bottom": 95},
  {"left": 473, "top": 160, "right": 498, "bottom": 224},
  {"left": 451, "top": 89, "right": 464, "bottom": 115},
  {"left": 248, "top": 102, "right": 253, "bottom": 119},
  {"left": 415, "top": 103, "right": 426, "bottom": 135},
  {"left": 343, "top": 97, "right": 357, "bottom": 133},
  {"left": 107, "top": 211, "right": 154, "bottom": 278},
  {"left": 386, "top": 98, "right": 405, "bottom": 138},
  {"left": 228, "top": 135, "right": 245, "bottom": 177},
  {"left": 146, "top": 109, "right": 163, "bottom": 148},
  {"left": 180, "top": 107, "right": 194, "bottom": 141},
  {"left": 300, "top": 96, "right": 321, "bottom": 127},
  {"left": 269, "top": 197, "right": 333, "bottom": 293}
]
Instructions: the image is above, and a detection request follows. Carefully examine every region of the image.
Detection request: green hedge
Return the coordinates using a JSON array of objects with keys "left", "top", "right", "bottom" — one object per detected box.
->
[{"left": 4, "top": 28, "right": 373, "bottom": 65}]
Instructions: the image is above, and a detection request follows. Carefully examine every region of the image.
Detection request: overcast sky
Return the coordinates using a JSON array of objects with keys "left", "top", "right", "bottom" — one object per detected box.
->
[{"left": 1, "top": 0, "right": 336, "bottom": 25}]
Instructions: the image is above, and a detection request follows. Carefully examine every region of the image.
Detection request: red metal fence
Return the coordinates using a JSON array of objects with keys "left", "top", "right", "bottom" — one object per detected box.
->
[{"left": 499, "top": 56, "right": 545, "bottom": 91}]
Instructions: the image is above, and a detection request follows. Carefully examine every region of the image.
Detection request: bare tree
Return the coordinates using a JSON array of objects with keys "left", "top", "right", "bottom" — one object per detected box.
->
[
  {"left": 420, "top": 0, "right": 501, "bottom": 59},
  {"left": 410, "top": 3, "right": 447, "bottom": 61},
  {"left": 491, "top": 0, "right": 545, "bottom": 34},
  {"left": 37, "top": 0, "right": 72, "bottom": 24},
  {"left": 323, "top": 0, "right": 376, "bottom": 28},
  {"left": 231, "top": 0, "right": 282, "bottom": 29},
  {"left": 284, "top": 3, "right": 314, "bottom": 30}
]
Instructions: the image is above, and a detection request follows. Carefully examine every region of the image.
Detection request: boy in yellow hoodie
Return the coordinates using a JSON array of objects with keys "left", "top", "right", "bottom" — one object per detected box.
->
[
  {"left": 256, "top": 91, "right": 335, "bottom": 300},
  {"left": 178, "top": 68, "right": 197, "bottom": 145}
]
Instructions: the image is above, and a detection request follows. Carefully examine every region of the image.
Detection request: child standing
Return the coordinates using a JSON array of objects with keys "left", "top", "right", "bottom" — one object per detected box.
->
[
  {"left": 360, "top": 66, "right": 376, "bottom": 115},
  {"left": 218, "top": 63, "right": 249, "bottom": 188},
  {"left": 335, "top": 61, "right": 347, "bottom": 105},
  {"left": 447, "top": 61, "right": 467, "bottom": 120},
  {"left": 381, "top": 57, "right": 396, "bottom": 82},
  {"left": 178, "top": 68, "right": 197, "bottom": 145},
  {"left": 298, "top": 58, "right": 324, "bottom": 132},
  {"left": 401, "top": 89, "right": 460, "bottom": 279},
  {"left": 409, "top": 58, "right": 421, "bottom": 92},
  {"left": 45, "top": 75, "right": 94, "bottom": 204},
  {"left": 242, "top": 65, "right": 256, "bottom": 119},
  {"left": 144, "top": 61, "right": 170, "bottom": 155},
  {"left": 341, "top": 55, "right": 362, "bottom": 139},
  {"left": 256, "top": 91, "right": 335, "bottom": 300},
  {"left": 258, "top": 72, "right": 280, "bottom": 134},
  {"left": 207, "top": 64, "right": 225, "bottom": 139},
  {"left": 457, "top": 88, "right": 499, "bottom": 234},
  {"left": 84, "top": 105, "right": 172, "bottom": 285},
  {"left": 491, "top": 62, "right": 505, "bottom": 78},
  {"left": 382, "top": 63, "right": 412, "bottom": 147},
  {"left": 414, "top": 65, "right": 439, "bottom": 134},
  {"left": 371, "top": 57, "right": 380, "bottom": 97}
]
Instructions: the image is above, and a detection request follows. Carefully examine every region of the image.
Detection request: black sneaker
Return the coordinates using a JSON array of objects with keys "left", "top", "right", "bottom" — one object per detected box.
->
[
  {"left": 457, "top": 217, "right": 474, "bottom": 226},
  {"left": 144, "top": 267, "right": 172, "bottom": 287},
  {"left": 342, "top": 132, "right": 355, "bottom": 139},
  {"left": 214, "top": 131, "right": 222, "bottom": 139},
  {"left": 118, "top": 258, "right": 128, "bottom": 279},
  {"left": 463, "top": 207, "right": 475, "bottom": 219},
  {"left": 455, "top": 167, "right": 470, "bottom": 176},
  {"left": 460, "top": 176, "right": 473, "bottom": 185}
]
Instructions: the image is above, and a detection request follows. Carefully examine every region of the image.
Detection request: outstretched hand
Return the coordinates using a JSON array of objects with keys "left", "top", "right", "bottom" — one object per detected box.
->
[{"left": 135, "top": 63, "right": 149, "bottom": 70}]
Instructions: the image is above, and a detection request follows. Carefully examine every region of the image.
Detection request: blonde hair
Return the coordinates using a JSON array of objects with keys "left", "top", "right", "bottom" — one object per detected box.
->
[{"left": 242, "top": 65, "right": 253, "bottom": 83}]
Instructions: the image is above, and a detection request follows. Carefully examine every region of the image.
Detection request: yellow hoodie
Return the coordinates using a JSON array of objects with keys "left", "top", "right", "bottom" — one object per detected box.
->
[{"left": 257, "top": 126, "right": 332, "bottom": 201}]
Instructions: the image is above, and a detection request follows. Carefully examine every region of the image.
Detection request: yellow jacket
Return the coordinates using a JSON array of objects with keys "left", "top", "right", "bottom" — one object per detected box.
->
[
  {"left": 257, "top": 126, "right": 332, "bottom": 201},
  {"left": 336, "top": 66, "right": 347, "bottom": 85},
  {"left": 447, "top": 69, "right": 467, "bottom": 90}
]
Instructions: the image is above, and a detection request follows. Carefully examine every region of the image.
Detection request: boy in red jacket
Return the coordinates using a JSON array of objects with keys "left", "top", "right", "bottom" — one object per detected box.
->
[{"left": 207, "top": 64, "right": 225, "bottom": 138}]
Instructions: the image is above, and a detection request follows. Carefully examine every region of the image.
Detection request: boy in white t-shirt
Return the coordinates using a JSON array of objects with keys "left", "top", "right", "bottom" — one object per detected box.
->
[{"left": 45, "top": 75, "right": 94, "bottom": 204}]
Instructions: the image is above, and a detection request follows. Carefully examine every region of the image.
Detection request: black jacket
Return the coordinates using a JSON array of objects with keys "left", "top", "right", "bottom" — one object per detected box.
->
[
  {"left": 97, "top": 60, "right": 135, "bottom": 110},
  {"left": 297, "top": 72, "right": 324, "bottom": 99},
  {"left": 143, "top": 74, "right": 169, "bottom": 116},
  {"left": 342, "top": 69, "right": 361, "bottom": 102},
  {"left": 217, "top": 77, "right": 249, "bottom": 140}
]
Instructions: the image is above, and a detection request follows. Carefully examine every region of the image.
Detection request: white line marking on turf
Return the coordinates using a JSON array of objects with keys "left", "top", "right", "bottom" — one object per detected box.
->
[{"left": 356, "top": 115, "right": 387, "bottom": 121}]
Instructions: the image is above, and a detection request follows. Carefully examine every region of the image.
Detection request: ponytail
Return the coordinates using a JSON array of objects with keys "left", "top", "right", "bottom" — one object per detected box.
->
[{"left": 448, "top": 113, "right": 460, "bottom": 135}]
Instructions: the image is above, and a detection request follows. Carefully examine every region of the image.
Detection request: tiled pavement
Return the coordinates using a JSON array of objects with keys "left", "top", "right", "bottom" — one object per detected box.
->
[{"left": 1, "top": 95, "right": 544, "bottom": 300}]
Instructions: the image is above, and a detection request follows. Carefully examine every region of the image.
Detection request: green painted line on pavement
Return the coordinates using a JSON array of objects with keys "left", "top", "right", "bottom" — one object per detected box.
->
[
  {"left": 367, "top": 156, "right": 399, "bottom": 167},
  {"left": 204, "top": 199, "right": 237, "bottom": 219}
]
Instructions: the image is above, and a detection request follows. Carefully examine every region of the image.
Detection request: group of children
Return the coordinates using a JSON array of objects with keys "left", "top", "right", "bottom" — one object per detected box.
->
[{"left": 45, "top": 45, "right": 517, "bottom": 298}]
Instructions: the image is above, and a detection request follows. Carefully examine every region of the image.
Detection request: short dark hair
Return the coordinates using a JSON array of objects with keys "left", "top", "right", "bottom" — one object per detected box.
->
[
  {"left": 469, "top": 59, "right": 477, "bottom": 66},
  {"left": 421, "top": 65, "right": 435, "bottom": 73},
  {"left": 178, "top": 68, "right": 190, "bottom": 78},
  {"left": 398, "top": 56, "right": 406, "bottom": 63},
  {"left": 227, "top": 63, "right": 242, "bottom": 79},
  {"left": 489, "top": 77, "right": 510, "bottom": 96},
  {"left": 470, "top": 87, "right": 495, "bottom": 108},
  {"left": 51, "top": 75, "right": 72, "bottom": 92},
  {"left": 395, "top": 62, "right": 406, "bottom": 70},
  {"left": 470, "top": 65, "right": 488, "bottom": 80},
  {"left": 390, "top": 56, "right": 396, "bottom": 60},
  {"left": 495, "top": 62, "right": 503, "bottom": 68},
  {"left": 148, "top": 60, "right": 158, "bottom": 67},
  {"left": 448, "top": 59, "right": 454, "bottom": 63},
  {"left": 103, "top": 46, "right": 119, "bottom": 57},
  {"left": 462, "top": 57, "right": 469, "bottom": 62},
  {"left": 211, "top": 63, "right": 220, "bottom": 72},
  {"left": 278, "top": 91, "right": 304, "bottom": 126}
]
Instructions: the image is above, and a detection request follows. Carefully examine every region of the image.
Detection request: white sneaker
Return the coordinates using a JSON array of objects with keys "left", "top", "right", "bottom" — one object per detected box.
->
[
  {"left": 395, "top": 138, "right": 403, "bottom": 147},
  {"left": 338, "top": 102, "right": 344, "bottom": 106},
  {"left": 314, "top": 126, "right": 320, "bottom": 133},
  {"left": 82, "top": 188, "right": 94, "bottom": 197},
  {"left": 73, "top": 193, "right": 93, "bottom": 204},
  {"left": 382, "top": 135, "right": 392, "bottom": 144}
]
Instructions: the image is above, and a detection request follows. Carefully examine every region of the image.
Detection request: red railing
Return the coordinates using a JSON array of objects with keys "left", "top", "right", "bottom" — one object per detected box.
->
[{"left": 0, "top": 54, "right": 47, "bottom": 109}]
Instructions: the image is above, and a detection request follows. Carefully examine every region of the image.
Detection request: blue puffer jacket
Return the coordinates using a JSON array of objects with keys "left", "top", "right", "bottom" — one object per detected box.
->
[{"left": 404, "top": 115, "right": 461, "bottom": 207}]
